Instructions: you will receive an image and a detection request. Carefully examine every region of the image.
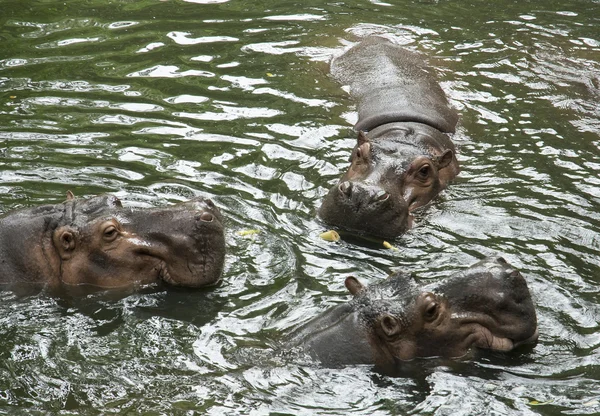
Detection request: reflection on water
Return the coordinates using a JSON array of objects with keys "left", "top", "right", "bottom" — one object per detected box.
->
[{"left": 0, "top": 0, "right": 599, "bottom": 414}]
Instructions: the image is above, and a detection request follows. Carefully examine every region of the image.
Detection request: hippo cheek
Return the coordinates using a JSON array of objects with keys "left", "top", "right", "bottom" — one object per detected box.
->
[
  {"left": 402, "top": 179, "right": 442, "bottom": 212},
  {"left": 384, "top": 339, "right": 418, "bottom": 362},
  {"left": 58, "top": 247, "right": 166, "bottom": 289}
]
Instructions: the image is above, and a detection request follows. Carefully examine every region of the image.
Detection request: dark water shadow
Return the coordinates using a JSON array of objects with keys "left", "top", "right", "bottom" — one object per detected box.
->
[{"left": 43, "top": 283, "right": 228, "bottom": 336}]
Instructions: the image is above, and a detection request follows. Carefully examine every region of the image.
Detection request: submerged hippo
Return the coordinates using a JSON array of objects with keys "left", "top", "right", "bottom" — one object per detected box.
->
[
  {"left": 319, "top": 36, "right": 459, "bottom": 238},
  {"left": 288, "top": 257, "right": 538, "bottom": 370},
  {"left": 0, "top": 192, "right": 225, "bottom": 290}
]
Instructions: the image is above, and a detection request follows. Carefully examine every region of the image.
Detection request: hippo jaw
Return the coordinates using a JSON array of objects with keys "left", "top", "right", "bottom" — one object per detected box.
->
[{"left": 53, "top": 196, "right": 225, "bottom": 289}]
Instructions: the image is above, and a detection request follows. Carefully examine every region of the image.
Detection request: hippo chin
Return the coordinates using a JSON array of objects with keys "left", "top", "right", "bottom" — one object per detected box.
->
[
  {"left": 319, "top": 36, "right": 459, "bottom": 239},
  {"left": 0, "top": 192, "right": 225, "bottom": 290},
  {"left": 288, "top": 257, "right": 538, "bottom": 369}
]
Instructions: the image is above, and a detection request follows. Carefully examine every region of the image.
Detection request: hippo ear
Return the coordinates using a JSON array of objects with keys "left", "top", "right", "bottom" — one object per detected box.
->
[
  {"left": 53, "top": 226, "right": 77, "bottom": 260},
  {"left": 66, "top": 190, "right": 75, "bottom": 201},
  {"left": 378, "top": 313, "right": 401, "bottom": 338},
  {"left": 345, "top": 276, "right": 366, "bottom": 296},
  {"left": 357, "top": 131, "right": 369, "bottom": 146},
  {"left": 349, "top": 132, "right": 370, "bottom": 162},
  {"left": 435, "top": 149, "right": 454, "bottom": 169}
]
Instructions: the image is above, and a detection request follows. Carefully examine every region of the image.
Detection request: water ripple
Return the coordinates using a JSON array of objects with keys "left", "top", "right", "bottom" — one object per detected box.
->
[{"left": 0, "top": 0, "right": 599, "bottom": 414}]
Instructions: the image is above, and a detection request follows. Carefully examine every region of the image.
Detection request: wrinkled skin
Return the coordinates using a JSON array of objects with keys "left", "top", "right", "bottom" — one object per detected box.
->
[
  {"left": 288, "top": 257, "right": 538, "bottom": 370},
  {"left": 319, "top": 36, "right": 460, "bottom": 238},
  {"left": 0, "top": 192, "right": 225, "bottom": 291}
]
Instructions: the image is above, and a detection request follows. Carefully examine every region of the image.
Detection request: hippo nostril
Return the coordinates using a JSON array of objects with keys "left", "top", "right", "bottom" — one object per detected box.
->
[
  {"left": 372, "top": 190, "right": 390, "bottom": 204},
  {"left": 339, "top": 181, "right": 352, "bottom": 197},
  {"left": 198, "top": 212, "right": 214, "bottom": 222},
  {"left": 496, "top": 257, "right": 507, "bottom": 264},
  {"left": 509, "top": 270, "right": 521, "bottom": 278}
]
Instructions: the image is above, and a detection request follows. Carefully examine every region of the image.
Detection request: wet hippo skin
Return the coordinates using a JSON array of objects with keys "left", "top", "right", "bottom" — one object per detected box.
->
[
  {"left": 287, "top": 257, "right": 538, "bottom": 370},
  {"left": 319, "top": 36, "right": 460, "bottom": 239},
  {"left": 0, "top": 192, "right": 225, "bottom": 291}
]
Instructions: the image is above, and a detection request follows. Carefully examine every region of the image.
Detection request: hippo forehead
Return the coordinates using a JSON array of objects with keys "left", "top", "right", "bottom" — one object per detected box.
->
[
  {"left": 431, "top": 257, "right": 530, "bottom": 305},
  {"left": 369, "top": 141, "right": 425, "bottom": 171},
  {"left": 74, "top": 195, "right": 122, "bottom": 214},
  {"left": 369, "top": 270, "right": 417, "bottom": 297},
  {"left": 454, "top": 259, "right": 516, "bottom": 286},
  {"left": 350, "top": 270, "right": 419, "bottom": 320},
  {"left": 368, "top": 130, "right": 436, "bottom": 167},
  {"left": 62, "top": 194, "right": 123, "bottom": 228}
]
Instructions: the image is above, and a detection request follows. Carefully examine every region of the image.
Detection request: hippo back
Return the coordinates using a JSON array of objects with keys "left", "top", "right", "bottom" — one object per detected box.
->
[{"left": 331, "top": 36, "right": 458, "bottom": 133}]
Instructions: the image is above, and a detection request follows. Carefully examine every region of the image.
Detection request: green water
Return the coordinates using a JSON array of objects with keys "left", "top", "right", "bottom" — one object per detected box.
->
[{"left": 1, "top": 0, "right": 599, "bottom": 414}]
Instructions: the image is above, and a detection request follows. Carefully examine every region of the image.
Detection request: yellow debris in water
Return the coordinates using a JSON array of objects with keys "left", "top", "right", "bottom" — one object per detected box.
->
[
  {"left": 266, "top": 73, "right": 275, "bottom": 77},
  {"left": 529, "top": 399, "right": 554, "bottom": 406},
  {"left": 383, "top": 241, "right": 399, "bottom": 251},
  {"left": 9, "top": 96, "right": 16, "bottom": 99},
  {"left": 320, "top": 230, "right": 340, "bottom": 242},
  {"left": 237, "top": 229, "right": 260, "bottom": 236}
]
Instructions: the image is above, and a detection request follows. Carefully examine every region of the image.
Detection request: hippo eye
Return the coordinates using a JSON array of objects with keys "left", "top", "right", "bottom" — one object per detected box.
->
[
  {"left": 424, "top": 301, "right": 439, "bottom": 322},
  {"left": 417, "top": 165, "right": 431, "bottom": 179},
  {"left": 102, "top": 223, "right": 120, "bottom": 242}
]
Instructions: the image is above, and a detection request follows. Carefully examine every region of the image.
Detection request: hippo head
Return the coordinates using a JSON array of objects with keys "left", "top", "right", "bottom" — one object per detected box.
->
[
  {"left": 347, "top": 257, "right": 538, "bottom": 363},
  {"left": 0, "top": 193, "right": 226, "bottom": 290},
  {"left": 318, "top": 123, "right": 459, "bottom": 239},
  {"left": 48, "top": 193, "right": 225, "bottom": 289}
]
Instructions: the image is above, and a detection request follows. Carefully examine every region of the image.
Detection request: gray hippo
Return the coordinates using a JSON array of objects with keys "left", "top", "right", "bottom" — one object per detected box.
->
[
  {"left": 0, "top": 192, "right": 225, "bottom": 291},
  {"left": 319, "top": 36, "right": 459, "bottom": 239},
  {"left": 288, "top": 257, "right": 538, "bottom": 370}
]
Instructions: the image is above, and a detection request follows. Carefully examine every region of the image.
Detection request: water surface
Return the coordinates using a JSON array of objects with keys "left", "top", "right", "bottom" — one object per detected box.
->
[{"left": 1, "top": 0, "right": 599, "bottom": 414}]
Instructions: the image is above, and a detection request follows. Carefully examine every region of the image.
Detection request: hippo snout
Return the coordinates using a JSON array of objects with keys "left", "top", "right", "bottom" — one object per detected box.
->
[
  {"left": 129, "top": 197, "right": 225, "bottom": 288},
  {"left": 338, "top": 181, "right": 391, "bottom": 208},
  {"left": 319, "top": 181, "right": 409, "bottom": 239}
]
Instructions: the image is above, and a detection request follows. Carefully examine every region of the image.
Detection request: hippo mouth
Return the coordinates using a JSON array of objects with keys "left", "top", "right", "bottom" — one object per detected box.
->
[
  {"left": 455, "top": 311, "right": 539, "bottom": 354},
  {"left": 152, "top": 229, "right": 224, "bottom": 288},
  {"left": 137, "top": 198, "right": 225, "bottom": 288},
  {"left": 157, "top": 261, "right": 175, "bottom": 285},
  {"left": 155, "top": 247, "right": 219, "bottom": 288},
  {"left": 470, "top": 324, "right": 539, "bottom": 352}
]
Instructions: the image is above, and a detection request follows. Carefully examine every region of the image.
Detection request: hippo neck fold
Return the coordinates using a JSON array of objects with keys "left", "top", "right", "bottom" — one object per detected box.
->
[
  {"left": 366, "top": 121, "right": 451, "bottom": 143},
  {"left": 354, "top": 86, "right": 458, "bottom": 134}
]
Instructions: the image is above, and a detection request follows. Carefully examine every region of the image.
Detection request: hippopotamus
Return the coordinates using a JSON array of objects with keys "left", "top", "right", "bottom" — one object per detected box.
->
[
  {"left": 288, "top": 257, "right": 538, "bottom": 370},
  {"left": 319, "top": 36, "right": 460, "bottom": 239},
  {"left": 0, "top": 192, "right": 225, "bottom": 291}
]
